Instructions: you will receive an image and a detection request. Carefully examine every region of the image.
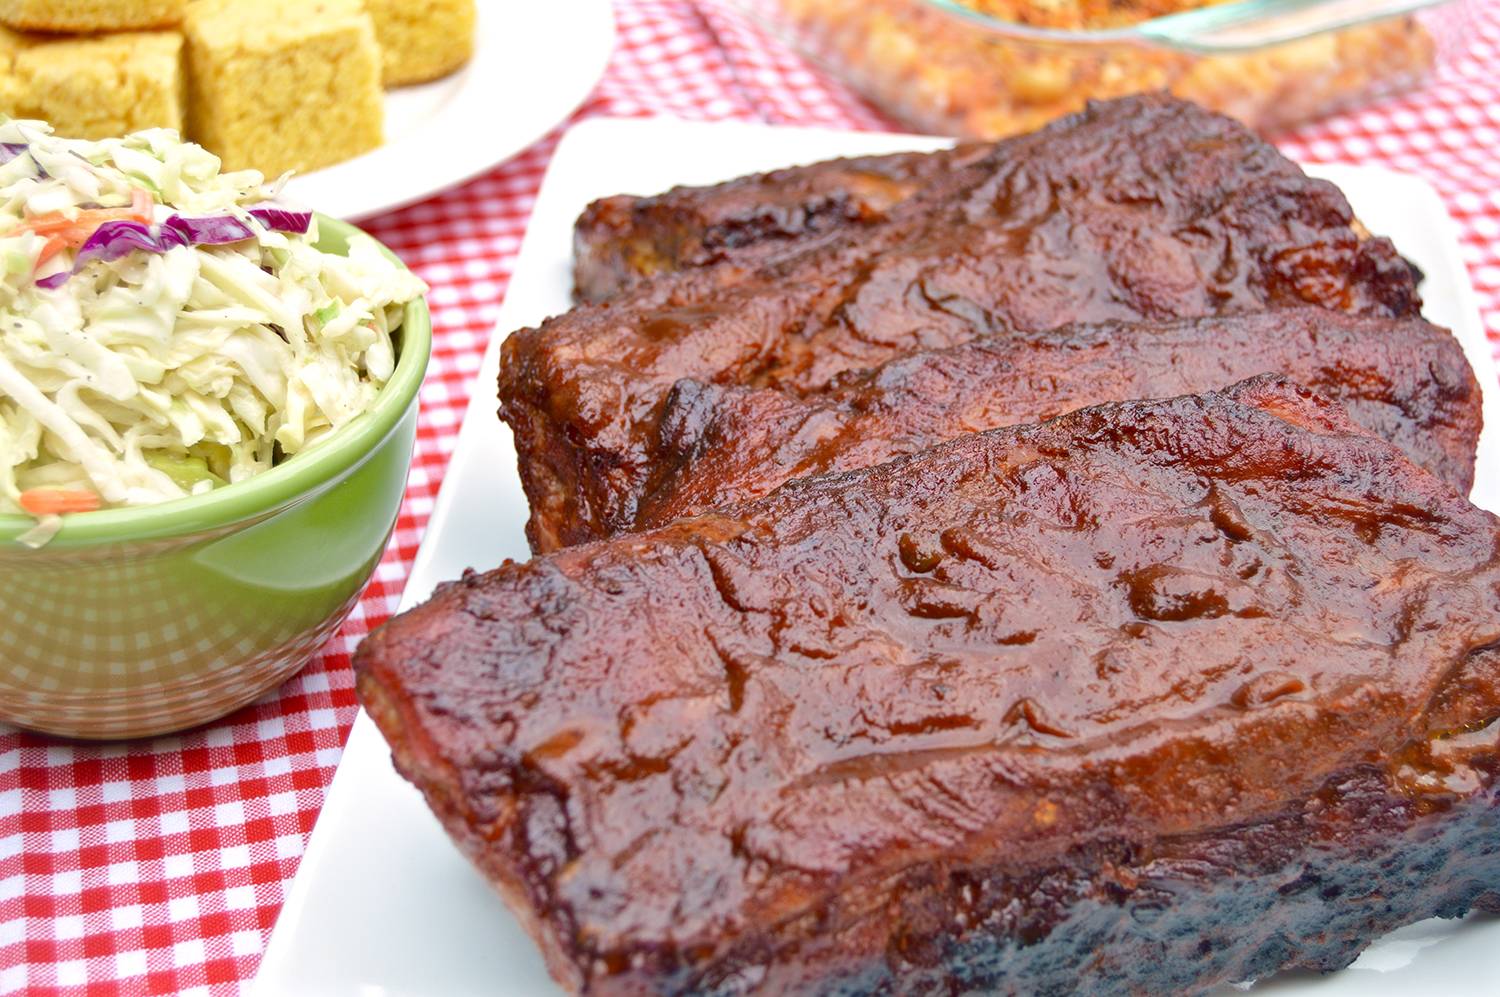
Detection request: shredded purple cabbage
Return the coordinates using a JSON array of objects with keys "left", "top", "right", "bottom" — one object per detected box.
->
[
  {"left": 35, "top": 221, "right": 181, "bottom": 289},
  {"left": 163, "top": 214, "right": 255, "bottom": 245},
  {"left": 249, "top": 207, "right": 312, "bottom": 234},
  {"left": 84, "top": 219, "right": 186, "bottom": 260},
  {"left": 34, "top": 207, "right": 315, "bottom": 288}
]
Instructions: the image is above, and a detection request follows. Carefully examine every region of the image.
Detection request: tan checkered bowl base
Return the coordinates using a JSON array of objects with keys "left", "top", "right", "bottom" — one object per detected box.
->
[{"left": 0, "top": 588, "right": 361, "bottom": 741}]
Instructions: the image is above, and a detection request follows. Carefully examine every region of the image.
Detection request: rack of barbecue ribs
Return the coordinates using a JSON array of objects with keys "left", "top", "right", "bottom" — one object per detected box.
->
[
  {"left": 358, "top": 376, "right": 1500, "bottom": 996},
  {"left": 500, "top": 95, "right": 1427, "bottom": 553},
  {"left": 368, "top": 93, "right": 1498, "bottom": 993},
  {"left": 633, "top": 307, "right": 1481, "bottom": 531}
]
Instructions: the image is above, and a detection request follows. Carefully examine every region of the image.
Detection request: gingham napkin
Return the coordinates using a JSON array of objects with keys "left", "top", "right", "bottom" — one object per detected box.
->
[{"left": 4, "top": 1, "right": 1499, "bottom": 992}]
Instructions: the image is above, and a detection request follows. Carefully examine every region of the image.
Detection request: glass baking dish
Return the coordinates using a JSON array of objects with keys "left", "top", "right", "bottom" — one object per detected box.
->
[{"left": 728, "top": 0, "right": 1475, "bottom": 138}]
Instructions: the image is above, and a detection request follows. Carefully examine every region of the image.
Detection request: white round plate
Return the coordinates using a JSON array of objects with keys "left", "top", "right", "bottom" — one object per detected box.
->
[{"left": 282, "top": 0, "right": 616, "bottom": 221}]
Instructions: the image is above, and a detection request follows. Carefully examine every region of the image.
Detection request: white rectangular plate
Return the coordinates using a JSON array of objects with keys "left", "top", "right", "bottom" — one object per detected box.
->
[{"left": 255, "top": 118, "right": 1500, "bottom": 996}]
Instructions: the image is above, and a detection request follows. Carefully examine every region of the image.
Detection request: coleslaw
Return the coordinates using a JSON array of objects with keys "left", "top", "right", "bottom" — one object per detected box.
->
[{"left": 0, "top": 119, "right": 427, "bottom": 544}]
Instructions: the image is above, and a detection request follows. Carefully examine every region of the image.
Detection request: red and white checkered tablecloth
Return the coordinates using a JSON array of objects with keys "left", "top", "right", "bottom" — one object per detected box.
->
[{"left": 4, "top": 1, "right": 1499, "bottom": 993}]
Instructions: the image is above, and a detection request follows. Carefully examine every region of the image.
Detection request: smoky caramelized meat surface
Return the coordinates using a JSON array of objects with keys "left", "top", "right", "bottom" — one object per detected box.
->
[
  {"left": 359, "top": 377, "right": 1500, "bottom": 996},
  {"left": 639, "top": 308, "right": 1482, "bottom": 529},
  {"left": 501, "top": 95, "right": 1423, "bottom": 552},
  {"left": 572, "top": 144, "right": 987, "bottom": 303}
]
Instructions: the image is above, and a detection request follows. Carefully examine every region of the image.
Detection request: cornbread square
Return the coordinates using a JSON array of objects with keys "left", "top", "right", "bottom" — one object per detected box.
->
[
  {"left": 0, "top": 25, "right": 28, "bottom": 110},
  {"left": 0, "top": 30, "right": 185, "bottom": 140},
  {"left": 0, "top": 0, "right": 184, "bottom": 32},
  {"left": 185, "top": 0, "right": 383, "bottom": 176},
  {"left": 365, "top": 0, "right": 476, "bottom": 86}
]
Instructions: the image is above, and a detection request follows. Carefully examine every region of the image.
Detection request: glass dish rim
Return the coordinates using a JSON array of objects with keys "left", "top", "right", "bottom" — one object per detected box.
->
[{"left": 915, "top": 0, "right": 1460, "bottom": 53}]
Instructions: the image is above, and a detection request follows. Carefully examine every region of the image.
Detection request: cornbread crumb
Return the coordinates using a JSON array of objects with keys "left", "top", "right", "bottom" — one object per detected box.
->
[
  {"left": 0, "top": 30, "right": 184, "bottom": 140},
  {"left": 185, "top": 0, "right": 383, "bottom": 176},
  {"left": 365, "top": 0, "right": 476, "bottom": 86},
  {"left": 0, "top": 0, "right": 185, "bottom": 32}
]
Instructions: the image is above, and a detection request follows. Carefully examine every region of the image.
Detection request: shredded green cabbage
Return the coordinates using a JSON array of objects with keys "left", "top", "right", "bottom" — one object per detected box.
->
[{"left": 0, "top": 119, "right": 427, "bottom": 520}]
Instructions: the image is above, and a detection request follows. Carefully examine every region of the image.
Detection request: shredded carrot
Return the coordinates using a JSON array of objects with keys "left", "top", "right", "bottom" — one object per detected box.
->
[
  {"left": 10, "top": 191, "right": 153, "bottom": 250},
  {"left": 19, "top": 489, "right": 102, "bottom": 515},
  {"left": 80, "top": 205, "right": 145, "bottom": 224},
  {"left": 36, "top": 235, "right": 68, "bottom": 266},
  {"left": 15, "top": 212, "right": 79, "bottom": 237}
]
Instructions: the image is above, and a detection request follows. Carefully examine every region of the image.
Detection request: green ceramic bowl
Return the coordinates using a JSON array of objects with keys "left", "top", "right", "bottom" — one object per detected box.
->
[{"left": 0, "top": 217, "right": 431, "bottom": 739}]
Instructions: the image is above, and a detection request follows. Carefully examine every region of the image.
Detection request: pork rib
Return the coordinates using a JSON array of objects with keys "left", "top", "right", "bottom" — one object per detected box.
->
[
  {"left": 572, "top": 144, "right": 986, "bottom": 303},
  {"left": 636, "top": 308, "right": 1481, "bottom": 530},
  {"left": 500, "top": 95, "right": 1422, "bottom": 552},
  {"left": 359, "top": 376, "right": 1500, "bottom": 996}
]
